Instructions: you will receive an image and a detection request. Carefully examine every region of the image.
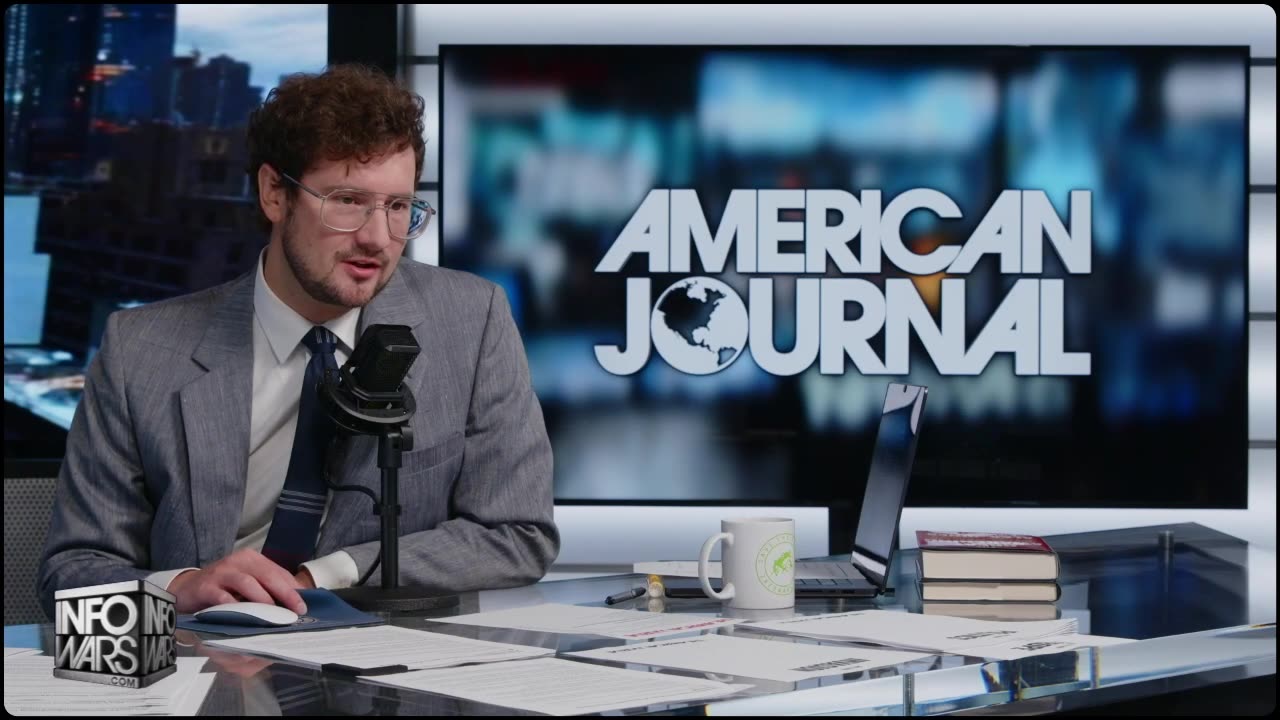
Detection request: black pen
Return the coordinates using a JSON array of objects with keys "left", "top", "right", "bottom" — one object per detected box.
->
[{"left": 605, "top": 587, "right": 647, "bottom": 605}]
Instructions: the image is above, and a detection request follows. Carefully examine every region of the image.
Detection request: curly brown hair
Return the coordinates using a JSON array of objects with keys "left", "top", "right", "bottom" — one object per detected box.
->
[{"left": 246, "top": 64, "right": 426, "bottom": 231}]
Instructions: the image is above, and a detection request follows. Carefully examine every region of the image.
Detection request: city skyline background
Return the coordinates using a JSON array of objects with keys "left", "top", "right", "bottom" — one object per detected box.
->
[
  {"left": 174, "top": 5, "right": 325, "bottom": 96},
  {"left": 4, "top": 4, "right": 327, "bottom": 459}
]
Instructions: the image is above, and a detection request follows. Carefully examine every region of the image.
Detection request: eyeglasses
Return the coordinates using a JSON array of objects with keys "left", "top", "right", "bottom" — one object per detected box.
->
[{"left": 279, "top": 171, "right": 435, "bottom": 241}]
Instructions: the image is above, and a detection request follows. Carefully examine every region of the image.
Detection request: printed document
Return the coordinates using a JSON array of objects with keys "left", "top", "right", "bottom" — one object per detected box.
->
[
  {"left": 744, "top": 610, "right": 1077, "bottom": 654},
  {"left": 208, "top": 624, "right": 552, "bottom": 670},
  {"left": 432, "top": 603, "right": 740, "bottom": 640},
  {"left": 4, "top": 655, "right": 212, "bottom": 716},
  {"left": 569, "top": 633, "right": 930, "bottom": 682},
  {"left": 369, "top": 657, "right": 750, "bottom": 715},
  {"left": 975, "top": 633, "right": 1135, "bottom": 660}
]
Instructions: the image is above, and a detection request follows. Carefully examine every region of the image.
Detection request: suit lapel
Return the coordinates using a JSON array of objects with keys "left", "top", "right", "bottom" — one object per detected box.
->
[
  {"left": 315, "top": 268, "right": 426, "bottom": 555},
  {"left": 180, "top": 273, "right": 255, "bottom": 565}
]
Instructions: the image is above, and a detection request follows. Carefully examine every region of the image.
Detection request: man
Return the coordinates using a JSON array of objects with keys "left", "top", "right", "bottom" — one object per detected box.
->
[{"left": 38, "top": 65, "right": 559, "bottom": 616}]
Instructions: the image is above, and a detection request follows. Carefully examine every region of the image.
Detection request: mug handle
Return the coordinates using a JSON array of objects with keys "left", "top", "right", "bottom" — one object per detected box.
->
[{"left": 699, "top": 532, "right": 734, "bottom": 601}]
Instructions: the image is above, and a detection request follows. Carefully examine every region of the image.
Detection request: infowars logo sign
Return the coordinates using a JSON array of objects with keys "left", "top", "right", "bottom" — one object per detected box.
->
[{"left": 53, "top": 580, "right": 177, "bottom": 688}]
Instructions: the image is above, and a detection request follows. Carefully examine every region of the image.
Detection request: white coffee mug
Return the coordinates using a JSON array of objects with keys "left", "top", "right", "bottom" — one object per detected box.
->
[{"left": 698, "top": 517, "right": 795, "bottom": 610}]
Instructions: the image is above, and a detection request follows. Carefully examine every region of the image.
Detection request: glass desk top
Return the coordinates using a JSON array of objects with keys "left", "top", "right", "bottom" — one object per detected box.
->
[{"left": 5, "top": 522, "right": 1275, "bottom": 715}]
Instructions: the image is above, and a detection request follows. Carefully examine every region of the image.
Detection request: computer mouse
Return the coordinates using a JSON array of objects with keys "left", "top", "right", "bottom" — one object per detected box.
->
[{"left": 194, "top": 602, "right": 299, "bottom": 627}]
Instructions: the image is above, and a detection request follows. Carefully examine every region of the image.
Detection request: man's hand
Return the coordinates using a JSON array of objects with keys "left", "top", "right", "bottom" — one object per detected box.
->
[{"left": 167, "top": 548, "right": 307, "bottom": 615}]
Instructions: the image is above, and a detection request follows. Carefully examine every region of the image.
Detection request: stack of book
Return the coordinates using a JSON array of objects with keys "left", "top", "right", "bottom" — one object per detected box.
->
[{"left": 916, "top": 531, "right": 1061, "bottom": 619}]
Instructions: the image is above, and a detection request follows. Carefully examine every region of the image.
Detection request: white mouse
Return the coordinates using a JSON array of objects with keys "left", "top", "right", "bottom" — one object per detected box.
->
[{"left": 194, "top": 602, "right": 299, "bottom": 627}]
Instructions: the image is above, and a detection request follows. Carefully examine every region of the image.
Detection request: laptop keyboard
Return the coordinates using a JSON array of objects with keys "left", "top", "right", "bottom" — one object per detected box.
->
[{"left": 795, "top": 562, "right": 858, "bottom": 580}]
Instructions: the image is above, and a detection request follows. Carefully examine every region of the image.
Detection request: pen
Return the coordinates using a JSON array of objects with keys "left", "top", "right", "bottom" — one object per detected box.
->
[{"left": 605, "top": 587, "right": 647, "bottom": 605}]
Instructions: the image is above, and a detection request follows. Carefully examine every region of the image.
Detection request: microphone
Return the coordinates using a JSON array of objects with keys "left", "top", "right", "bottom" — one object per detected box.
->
[
  {"left": 348, "top": 324, "right": 419, "bottom": 393},
  {"left": 320, "top": 324, "right": 419, "bottom": 437},
  {"left": 318, "top": 324, "right": 457, "bottom": 612}
]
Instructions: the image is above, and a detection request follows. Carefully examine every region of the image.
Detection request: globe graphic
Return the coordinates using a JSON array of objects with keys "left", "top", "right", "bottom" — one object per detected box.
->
[{"left": 650, "top": 277, "right": 749, "bottom": 375}]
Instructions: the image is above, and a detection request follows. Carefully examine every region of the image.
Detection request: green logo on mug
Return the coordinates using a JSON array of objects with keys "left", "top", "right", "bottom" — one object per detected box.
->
[{"left": 755, "top": 533, "right": 795, "bottom": 595}]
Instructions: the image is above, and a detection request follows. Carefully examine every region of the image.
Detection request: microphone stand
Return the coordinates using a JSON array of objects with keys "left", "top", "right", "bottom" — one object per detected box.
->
[
  {"left": 320, "top": 363, "right": 458, "bottom": 613},
  {"left": 376, "top": 427, "right": 407, "bottom": 593}
]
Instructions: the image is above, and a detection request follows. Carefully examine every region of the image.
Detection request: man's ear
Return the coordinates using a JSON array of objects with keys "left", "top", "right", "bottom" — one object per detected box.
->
[{"left": 258, "top": 164, "right": 287, "bottom": 225}]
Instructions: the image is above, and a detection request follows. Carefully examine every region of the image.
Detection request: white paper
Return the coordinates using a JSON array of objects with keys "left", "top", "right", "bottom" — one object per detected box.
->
[
  {"left": 635, "top": 561, "right": 716, "bottom": 578},
  {"left": 569, "top": 633, "right": 931, "bottom": 683},
  {"left": 369, "top": 657, "right": 751, "bottom": 716},
  {"left": 976, "top": 633, "right": 1136, "bottom": 660},
  {"left": 4, "top": 648, "right": 39, "bottom": 658},
  {"left": 635, "top": 561, "right": 856, "bottom": 580},
  {"left": 744, "top": 610, "right": 1077, "bottom": 654},
  {"left": 207, "top": 624, "right": 552, "bottom": 670},
  {"left": 3, "top": 655, "right": 212, "bottom": 716},
  {"left": 432, "top": 603, "right": 741, "bottom": 640}
]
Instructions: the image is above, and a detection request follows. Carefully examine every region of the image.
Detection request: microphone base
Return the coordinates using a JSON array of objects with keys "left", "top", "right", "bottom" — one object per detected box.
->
[{"left": 332, "top": 586, "right": 460, "bottom": 614}]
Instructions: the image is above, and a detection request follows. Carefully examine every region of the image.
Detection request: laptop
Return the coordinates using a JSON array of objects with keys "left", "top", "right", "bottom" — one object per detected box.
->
[{"left": 665, "top": 382, "right": 928, "bottom": 599}]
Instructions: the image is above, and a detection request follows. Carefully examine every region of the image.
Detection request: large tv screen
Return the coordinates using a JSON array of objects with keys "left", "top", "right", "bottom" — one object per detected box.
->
[{"left": 441, "top": 45, "right": 1249, "bottom": 508}]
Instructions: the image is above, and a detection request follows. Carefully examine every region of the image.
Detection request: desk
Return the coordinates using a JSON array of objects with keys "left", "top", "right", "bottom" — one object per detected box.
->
[{"left": 5, "top": 523, "right": 1275, "bottom": 715}]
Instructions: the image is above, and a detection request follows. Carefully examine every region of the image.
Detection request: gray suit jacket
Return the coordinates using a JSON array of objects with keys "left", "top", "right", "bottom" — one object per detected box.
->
[{"left": 38, "top": 259, "right": 559, "bottom": 616}]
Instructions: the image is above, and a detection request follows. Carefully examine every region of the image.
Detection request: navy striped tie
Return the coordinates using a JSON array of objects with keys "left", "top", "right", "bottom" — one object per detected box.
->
[{"left": 262, "top": 326, "right": 339, "bottom": 574}]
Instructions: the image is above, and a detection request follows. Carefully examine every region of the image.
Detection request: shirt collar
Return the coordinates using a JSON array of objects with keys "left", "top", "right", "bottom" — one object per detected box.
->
[{"left": 253, "top": 248, "right": 360, "bottom": 364}]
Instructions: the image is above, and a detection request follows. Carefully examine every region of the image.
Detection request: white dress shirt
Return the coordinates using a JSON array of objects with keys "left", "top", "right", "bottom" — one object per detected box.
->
[{"left": 148, "top": 251, "right": 361, "bottom": 593}]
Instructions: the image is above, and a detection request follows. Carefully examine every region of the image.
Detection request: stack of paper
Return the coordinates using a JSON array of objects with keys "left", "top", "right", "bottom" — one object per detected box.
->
[
  {"left": 743, "top": 610, "right": 1080, "bottom": 655},
  {"left": 369, "top": 657, "right": 751, "bottom": 716},
  {"left": 431, "top": 603, "right": 741, "bottom": 639},
  {"left": 3, "top": 654, "right": 213, "bottom": 716},
  {"left": 569, "top": 634, "right": 930, "bottom": 682},
  {"left": 207, "top": 625, "right": 554, "bottom": 671}
]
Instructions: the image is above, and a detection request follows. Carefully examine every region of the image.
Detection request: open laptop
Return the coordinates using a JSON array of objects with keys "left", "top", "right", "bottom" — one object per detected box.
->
[{"left": 665, "top": 382, "right": 928, "bottom": 599}]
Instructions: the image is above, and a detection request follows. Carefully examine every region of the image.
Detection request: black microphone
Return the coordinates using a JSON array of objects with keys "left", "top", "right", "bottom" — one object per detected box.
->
[
  {"left": 346, "top": 325, "right": 419, "bottom": 394},
  {"left": 320, "top": 324, "right": 419, "bottom": 436},
  {"left": 318, "top": 323, "right": 456, "bottom": 612}
]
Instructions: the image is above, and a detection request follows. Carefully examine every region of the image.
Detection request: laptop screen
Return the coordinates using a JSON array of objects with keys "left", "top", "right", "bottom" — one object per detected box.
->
[{"left": 850, "top": 383, "right": 928, "bottom": 584}]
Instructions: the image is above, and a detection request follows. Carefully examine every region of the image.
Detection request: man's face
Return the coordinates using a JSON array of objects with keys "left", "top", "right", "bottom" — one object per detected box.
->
[{"left": 279, "top": 148, "right": 417, "bottom": 310}]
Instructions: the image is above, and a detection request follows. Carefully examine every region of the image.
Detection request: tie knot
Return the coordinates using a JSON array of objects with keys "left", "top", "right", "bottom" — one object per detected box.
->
[{"left": 302, "top": 326, "right": 336, "bottom": 355}]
